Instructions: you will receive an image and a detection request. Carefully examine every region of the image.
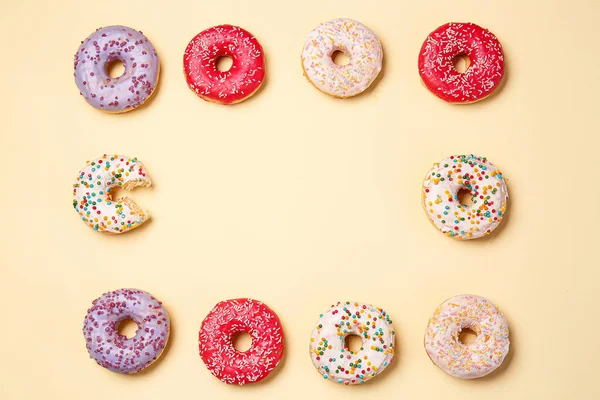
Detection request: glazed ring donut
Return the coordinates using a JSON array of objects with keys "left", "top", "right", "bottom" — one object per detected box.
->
[
  {"left": 74, "top": 26, "right": 159, "bottom": 112},
  {"left": 184, "top": 25, "right": 265, "bottom": 105},
  {"left": 72, "top": 154, "right": 151, "bottom": 234},
  {"left": 422, "top": 154, "right": 508, "bottom": 239},
  {"left": 301, "top": 18, "right": 383, "bottom": 98},
  {"left": 424, "top": 294, "right": 510, "bottom": 379},
  {"left": 82, "top": 288, "right": 170, "bottom": 374},
  {"left": 199, "top": 298, "right": 284, "bottom": 384},
  {"left": 418, "top": 22, "right": 504, "bottom": 103},
  {"left": 309, "top": 301, "right": 395, "bottom": 385}
]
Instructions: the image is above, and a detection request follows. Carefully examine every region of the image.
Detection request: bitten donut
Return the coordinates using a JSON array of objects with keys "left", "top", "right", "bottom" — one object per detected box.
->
[
  {"left": 422, "top": 154, "right": 508, "bottom": 239},
  {"left": 74, "top": 26, "right": 159, "bottom": 112},
  {"left": 418, "top": 23, "right": 504, "bottom": 103},
  {"left": 424, "top": 294, "right": 510, "bottom": 379},
  {"left": 72, "top": 154, "right": 151, "bottom": 233},
  {"left": 199, "top": 298, "right": 284, "bottom": 385},
  {"left": 309, "top": 301, "right": 395, "bottom": 385},
  {"left": 301, "top": 18, "right": 383, "bottom": 98},
  {"left": 184, "top": 25, "right": 265, "bottom": 105},
  {"left": 82, "top": 289, "right": 170, "bottom": 374}
]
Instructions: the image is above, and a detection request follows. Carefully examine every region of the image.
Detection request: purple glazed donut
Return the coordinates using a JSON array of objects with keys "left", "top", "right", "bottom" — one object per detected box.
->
[
  {"left": 74, "top": 26, "right": 159, "bottom": 113},
  {"left": 82, "top": 289, "right": 170, "bottom": 374}
]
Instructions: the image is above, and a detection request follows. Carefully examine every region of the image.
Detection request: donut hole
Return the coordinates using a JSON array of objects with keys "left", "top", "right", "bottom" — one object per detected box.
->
[
  {"left": 344, "top": 334, "right": 363, "bottom": 353},
  {"left": 105, "top": 59, "right": 125, "bottom": 78},
  {"left": 332, "top": 50, "right": 351, "bottom": 66},
  {"left": 458, "top": 328, "right": 478, "bottom": 345},
  {"left": 231, "top": 331, "right": 252, "bottom": 352},
  {"left": 452, "top": 54, "right": 471, "bottom": 74},
  {"left": 116, "top": 318, "right": 138, "bottom": 339},
  {"left": 457, "top": 188, "right": 474, "bottom": 207},
  {"left": 216, "top": 56, "right": 233, "bottom": 72}
]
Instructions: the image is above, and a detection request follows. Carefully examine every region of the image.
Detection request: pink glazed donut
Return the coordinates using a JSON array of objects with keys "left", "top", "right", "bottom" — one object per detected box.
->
[
  {"left": 424, "top": 294, "right": 510, "bottom": 379},
  {"left": 184, "top": 25, "right": 265, "bottom": 105},
  {"left": 82, "top": 289, "right": 170, "bottom": 374},
  {"left": 199, "top": 298, "right": 284, "bottom": 384},
  {"left": 418, "top": 23, "right": 504, "bottom": 103},
  {"left": 74, "top": 26, "right": 159, "bottom": 112}
]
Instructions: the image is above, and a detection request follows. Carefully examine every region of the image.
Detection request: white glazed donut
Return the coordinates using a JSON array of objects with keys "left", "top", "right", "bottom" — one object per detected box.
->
[
  {"left": 301, "top": 18, "right": 383, "bottom": 98},
  {"left": 72, "top": 154, "right": 151, "bottom": 233},
  {"left": 309, "top": 301, "right": 395, "bottom": 385},
  {"left": 424, "top": 294, "right": 510, "bottom": 379},
  {"left": 422, "top": 154, "right": 508, "bottom": 239}
]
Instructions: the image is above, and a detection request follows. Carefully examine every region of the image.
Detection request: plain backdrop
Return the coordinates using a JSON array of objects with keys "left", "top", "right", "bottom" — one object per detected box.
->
[{"left": 1, "top": 0, "right": 599, "bottom": 398}]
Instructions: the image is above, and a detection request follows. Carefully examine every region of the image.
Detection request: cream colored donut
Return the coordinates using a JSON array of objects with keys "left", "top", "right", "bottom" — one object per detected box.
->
[
  {"left": 309, "top": 301, "right": 395, "bottom": 385},
  {"left": 422, "top": 154, "right": 508, "bottom": 239},
  {"left": 424, "top": 294, "right": 510, "bottom": 379},
  {"left": 72, "top": 154, "right": 151, "bottom": 233},
  {"left": 301, "top": 18, "right": 383, "bottom": 98}
]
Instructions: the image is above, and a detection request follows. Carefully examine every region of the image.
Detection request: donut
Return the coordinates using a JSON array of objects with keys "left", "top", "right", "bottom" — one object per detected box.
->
[
  {"left": 184, "top": 25, "right": 265, "bottom": 105},
  {"left": 309, "top": 301, "right": 395, "bottom": 385},
  {"left": 422, "top": 154, "right": 508, "bottom": 239},
  {"left": 301, "top": 18, "right": 383, "bottom": 98},
  {"left": 199, "top": 298, "right": 284, "bottom": 384},
  {"left": 82, "top": 288, "right": 170, "bottom": 374},
  {"left": 74, "top": 26, "right": 159, "bottom": 112},
  {"left": 72, "top": 154, "right": 151, "bottom": 234},
  {"left": 424, "top": 294, "right": 510, "bottom": 379},
  {"left": 418, "top": 23, "right": 504, "bottom": 103}
]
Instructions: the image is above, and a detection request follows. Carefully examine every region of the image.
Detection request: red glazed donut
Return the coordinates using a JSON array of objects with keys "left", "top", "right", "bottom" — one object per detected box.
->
[
  {"left": 199, "top": 298, "right": 284, "bottom": 385},
  {"left": 183, "top": 25, "right": 265, "bottom": 105},
  {"left": 418, "top": 23, "right": 504, "bottom": 103}
]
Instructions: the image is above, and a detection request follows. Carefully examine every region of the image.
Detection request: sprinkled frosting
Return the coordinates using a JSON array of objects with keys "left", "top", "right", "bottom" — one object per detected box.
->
[
  {"left": 184, "top": 25, "right": 265, "bottom": 105},
  {"left": 82, "top": 289, "right": 170, "bottom": 374},
  {"left": 199, "top": 298, "right": 284, "bottom": 385},
  {"left": 424, "top": 294, "right": 510, "bottom": 379},
  {"left": 418, "top": 23, "right": 504, "bottom": 103},
  {"left": 422, "top": 154, "right": 508, "bottom": 239},
  {"left": 74, "top": 26, "right": 159, "bottom": 112},
  {"left": 72, "top": 154, "right": 151, "bottom": 234},
  {"left": 309, "top": 302, "right": 395, "bottom": 385},
  {"left": 301, "top": 18, "right": 383, "bottom": 98}
]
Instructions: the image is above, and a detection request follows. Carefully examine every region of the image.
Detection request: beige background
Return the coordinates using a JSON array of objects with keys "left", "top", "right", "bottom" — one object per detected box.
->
[{"left": 1, "top": 0, "right": 599, "bottom": 398}]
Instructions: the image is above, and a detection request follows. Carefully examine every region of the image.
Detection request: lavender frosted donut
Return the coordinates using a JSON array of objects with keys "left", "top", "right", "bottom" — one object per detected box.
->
[
  {"left": 74, "top": 26, "right": 159, "bottom": 112},
  {"left": 83, "top": 289, "right": 170, "bottom": 374}
]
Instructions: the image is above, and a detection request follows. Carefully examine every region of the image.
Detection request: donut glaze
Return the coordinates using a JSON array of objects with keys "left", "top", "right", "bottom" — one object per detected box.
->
[
  {"left": 418, "top": 23, "right": 504, "bottom": 103},
  {"left": 82, "top": 289, "right": 170, "bottom": 374},
  {"left": 72, "top": 154, "right": 151, "bottom": 234},
  {"left": 199, "top": 298, "right": 284, "bottom": 384},
  {"left": 309, "top": 301, "right": 395, "bottom": 385},
  {"left": 74, "top": 26, "right": 159, "bottom": 112},
  {"left": 425, "top": 295, "right": 510, "bottom": 379},
  {"left": 422, "top": 154, "right": 508, "bottom": 239},
  {"left": 184, "top": 25, "right": 265, "bottom": 105},
  {"left": 301, "top": 18, "right": 383, "bottom": 98}
]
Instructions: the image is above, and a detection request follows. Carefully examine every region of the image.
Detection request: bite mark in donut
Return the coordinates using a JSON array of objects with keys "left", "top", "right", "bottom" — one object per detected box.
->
[{"left": 72, "top": 154, "right": 151, "bottom": 234}]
